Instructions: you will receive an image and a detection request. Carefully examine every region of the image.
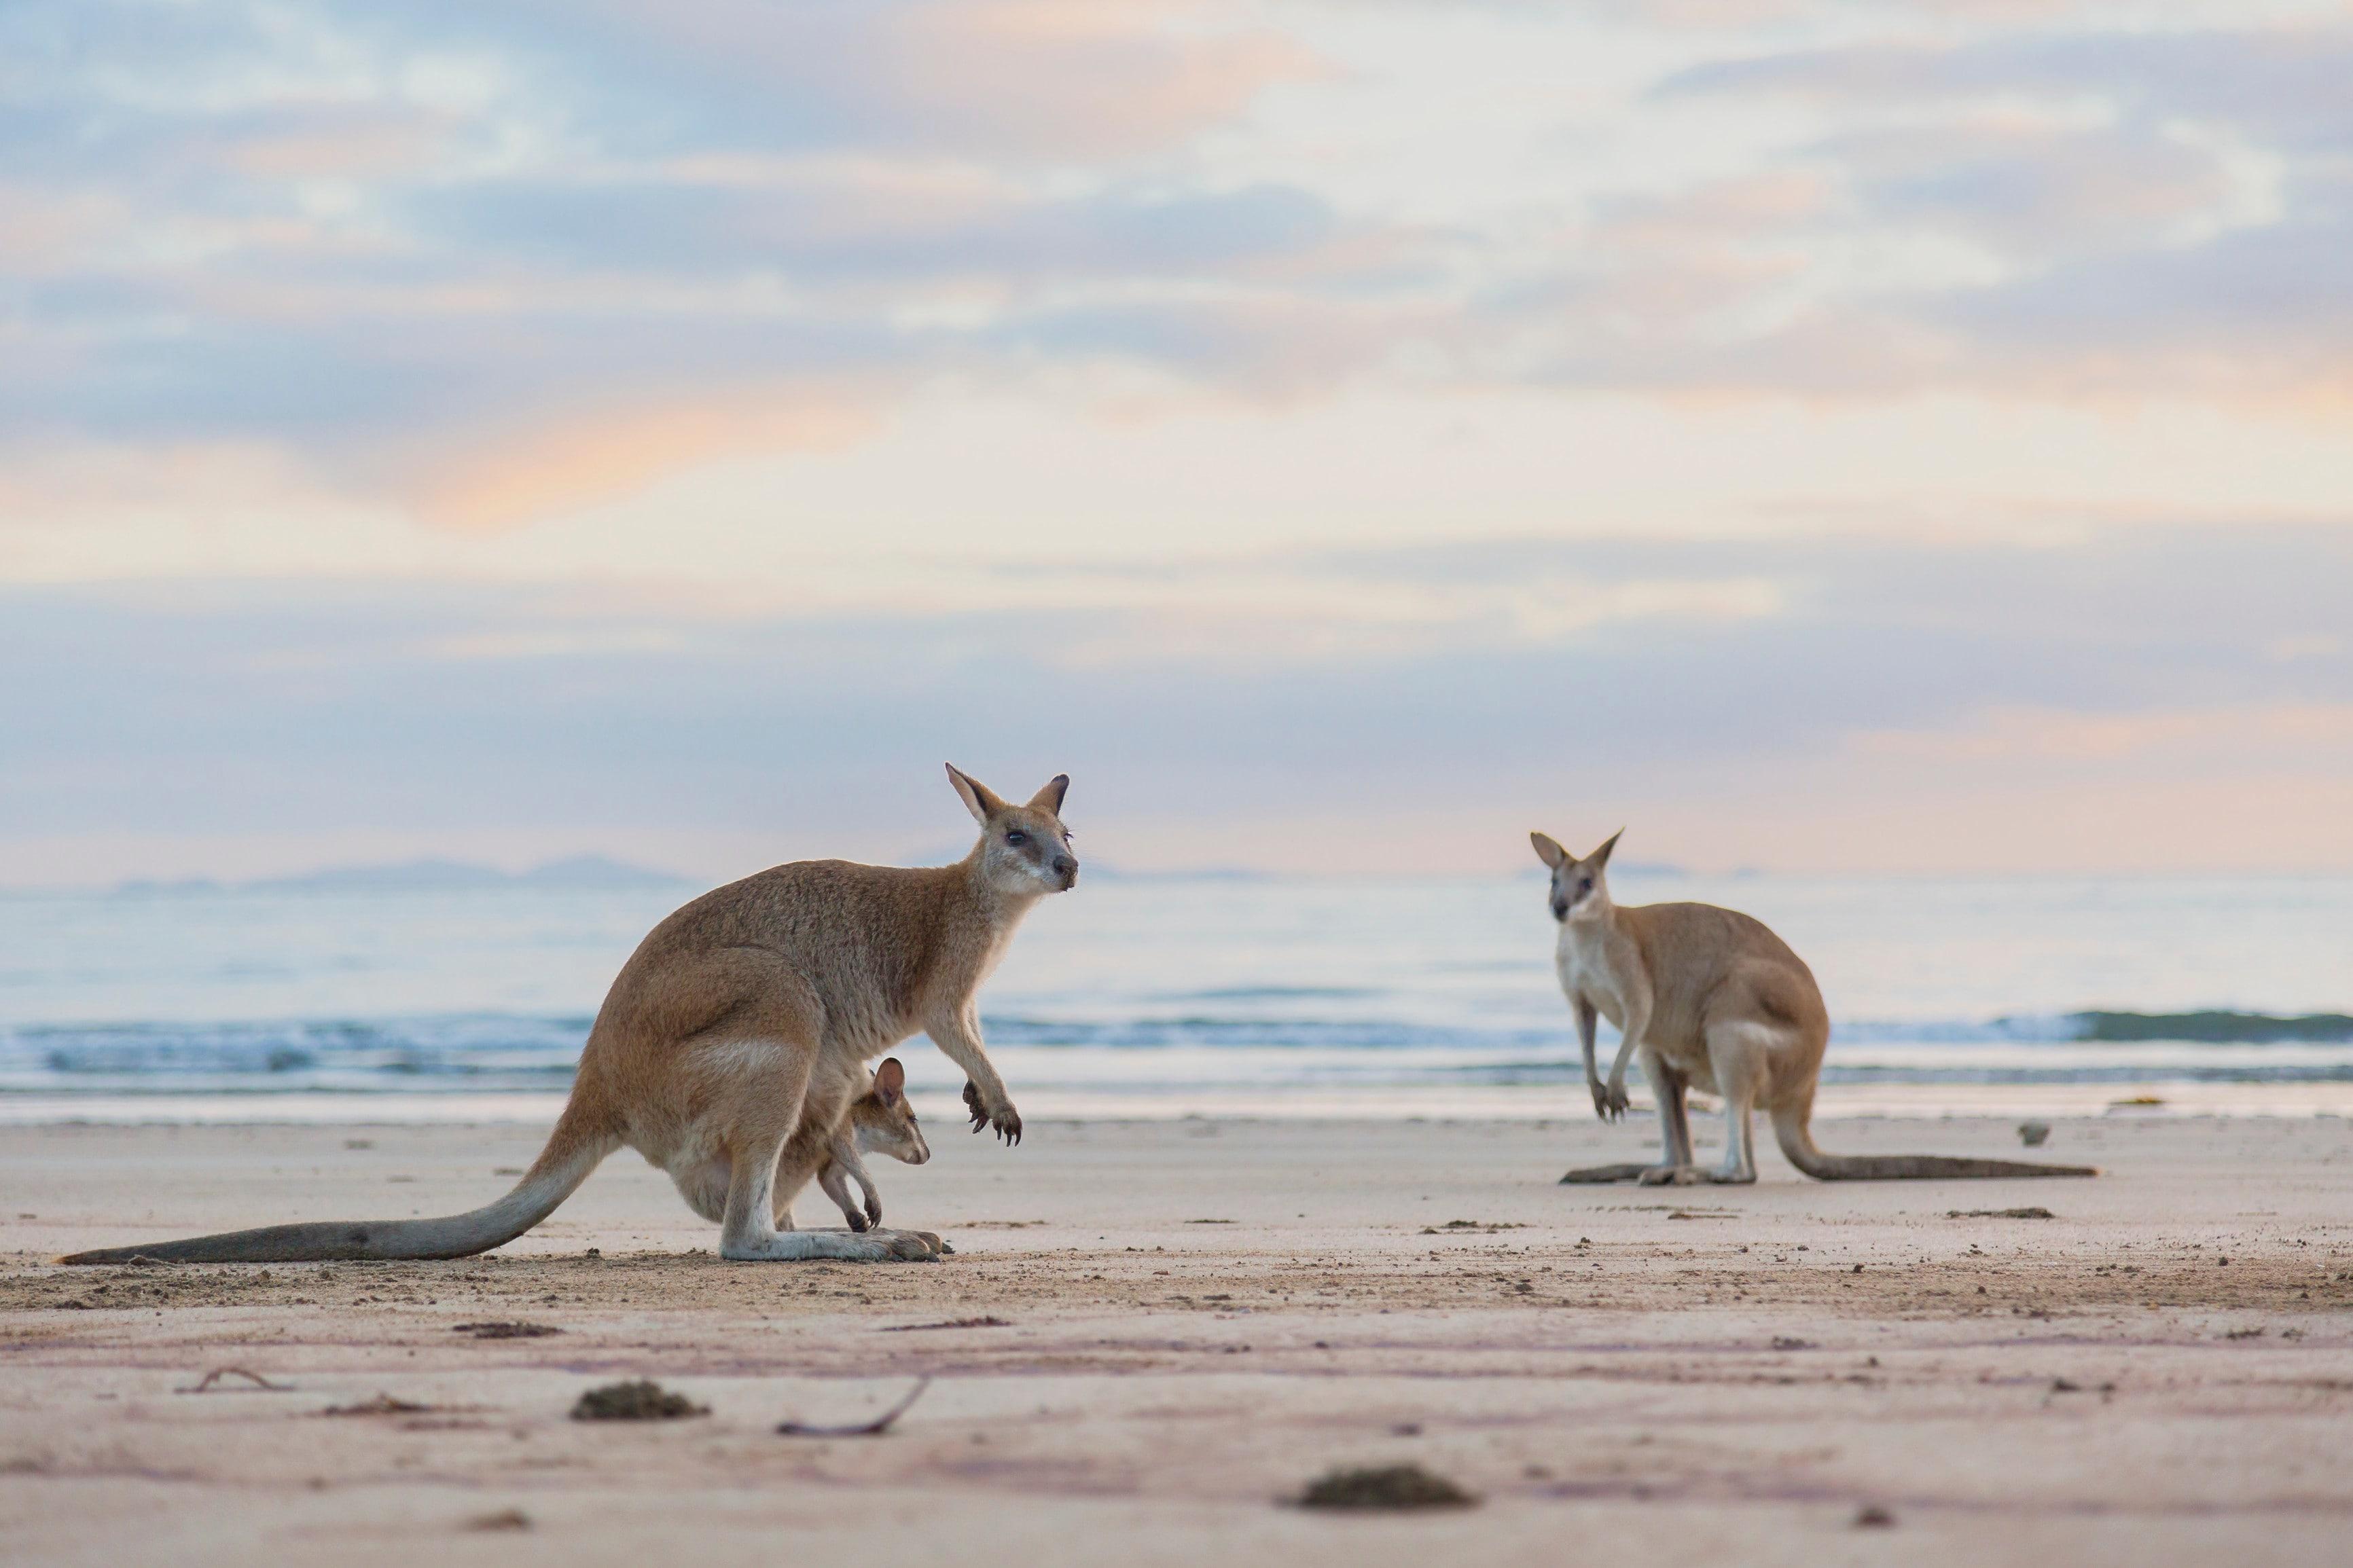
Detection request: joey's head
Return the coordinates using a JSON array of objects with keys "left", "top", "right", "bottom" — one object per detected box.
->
[
  {"left": 848, "top": 1057, "right": 929, "bottom": 1166},
  {"left": 1530, "top": 828, "right": 1621, "bottom": 924},
  {"left": 947, "top": 764, "right": 1078, "bottom": 896}
]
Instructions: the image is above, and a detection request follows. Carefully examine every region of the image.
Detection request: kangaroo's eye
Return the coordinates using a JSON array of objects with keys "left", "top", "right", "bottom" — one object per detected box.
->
[
  {"left": 1005, "top": 830, "right": 1028, "bottom": 846},
  {"left": 1579, "top": 877, "right": 1594, "bottom": 894}
]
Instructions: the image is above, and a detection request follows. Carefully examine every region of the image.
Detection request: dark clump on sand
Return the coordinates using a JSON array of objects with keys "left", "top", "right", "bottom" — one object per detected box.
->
[
  {"left": 1296, "top": 1463, "right": 1478, "bottom": 1511},
  {"left": 452, "top": 1320, "right": 562, "bottom": 1339},
  {"left": 570, "top": 1380, "right": 707, "bottom": 1421},
  {"left": 466, "top": 1508, "right": 532, "bottom": 1531}
]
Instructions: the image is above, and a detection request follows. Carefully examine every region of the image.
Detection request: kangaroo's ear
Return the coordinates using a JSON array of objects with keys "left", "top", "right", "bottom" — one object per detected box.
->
[
  {"left": 1589, "top": 828, "right": 1624, "bottom": 869},
  {"left": 1530, "top": 831, "right": 1567, "bottom": 869},
  {"left": 874, "top": 1057, "right": 905, "bottom": 1103},
  {"left": 946, "top": 764, "right": 1005, "bottom": 825},
  {"left": 1027, "top": 774, "right": 1069, "bottom": 815}
]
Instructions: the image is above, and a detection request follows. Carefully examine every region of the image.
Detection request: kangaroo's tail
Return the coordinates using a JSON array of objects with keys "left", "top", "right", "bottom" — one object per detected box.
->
[
  {"left": 1770, "top": 1102, "right": 2095, "bottom": 1181},
  {"left": 58, "top": 1095, "right": 619, "bottom": 1264}
]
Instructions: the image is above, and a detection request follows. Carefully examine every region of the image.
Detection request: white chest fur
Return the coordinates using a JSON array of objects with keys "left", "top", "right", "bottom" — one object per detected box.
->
[{"left": 1553, "top": 924, "right": 1626, "bottom": 1027}]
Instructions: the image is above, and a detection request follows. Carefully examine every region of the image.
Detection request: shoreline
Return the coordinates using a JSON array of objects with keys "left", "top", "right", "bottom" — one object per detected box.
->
[{"left": 5, "top": 1079, "right": 2353, "bottom": 1125}]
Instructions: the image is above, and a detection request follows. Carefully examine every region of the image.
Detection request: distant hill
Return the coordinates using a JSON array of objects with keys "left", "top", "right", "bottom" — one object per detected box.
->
[
  {"left": 512, "top": 854, "right": 694, "bottom": 890},
  {"left": 116, "top": 855, "right": 691, "bottom": 896},
  {"left": 896, "top": 844, "right": 1263, "bottom": 881},
  {"left": 1514, "top": 862, "right": 1689, "bottom": 880}
]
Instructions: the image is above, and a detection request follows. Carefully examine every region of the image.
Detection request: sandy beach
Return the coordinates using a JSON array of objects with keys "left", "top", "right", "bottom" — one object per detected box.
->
[{"left": 5, "top": 1112, "right": 2352, "bottom": 1565}]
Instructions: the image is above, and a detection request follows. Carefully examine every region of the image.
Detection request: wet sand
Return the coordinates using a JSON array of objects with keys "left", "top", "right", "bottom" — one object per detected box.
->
[{"left": 4, "top": 1113, "right": 2352, "bottom": 1565}]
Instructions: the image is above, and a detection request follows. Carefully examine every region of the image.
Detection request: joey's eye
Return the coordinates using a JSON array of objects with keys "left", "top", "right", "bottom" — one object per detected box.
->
[
  {"left": 1579, "top": 877, "right": 1594, "bottom": 894},
  {"left": 1005, "top": 830, "right": 1028, "bottom": 846}
]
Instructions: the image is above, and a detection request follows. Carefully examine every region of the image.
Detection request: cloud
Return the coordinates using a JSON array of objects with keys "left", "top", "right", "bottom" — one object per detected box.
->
[
  {"left": 0, "top": 1, "right": 1380, "bottom": 516},
  {"left": 10, "top": 3, "right": 2353, "bottom": 524},
  {"left": 2, "top": 519, "right": 2346, "bottom": 875},
  {"left": 594, "top": 0, "right": 1318, "bottom": 160},
  {"left": 1589, "top": 24, "right": 2353, "bottom": 396}
]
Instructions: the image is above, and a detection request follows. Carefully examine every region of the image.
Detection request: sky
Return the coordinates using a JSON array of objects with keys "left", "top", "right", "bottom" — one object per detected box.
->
[{"left": 3, "top": 0, "right": 2350, "bottom": 883}]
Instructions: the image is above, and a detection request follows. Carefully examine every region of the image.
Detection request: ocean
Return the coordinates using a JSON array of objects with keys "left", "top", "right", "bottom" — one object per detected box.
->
[{"left": 2, "top": 871, "right": 2349, "bottom": 1124}]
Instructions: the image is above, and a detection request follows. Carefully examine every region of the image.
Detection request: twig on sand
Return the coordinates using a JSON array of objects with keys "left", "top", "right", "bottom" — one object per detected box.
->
[
  {"left": 776, "top": 1377, "right": 931, "bottom": 1438},
  {"left": 178, "top": 1366, "right": 289, "bottom": 1394},
  {"left": 320, "top": 1393, "right": 435, "bottom": 1416},
  {"left": 879, "top": 1315, "right": 1008, "bottom": 1332}
]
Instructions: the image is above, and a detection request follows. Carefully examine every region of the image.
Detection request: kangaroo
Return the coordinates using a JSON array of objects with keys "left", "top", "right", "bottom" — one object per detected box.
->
[
  {"left": 818, "top": 1057, "right": 929, "bottom": 1233},
  {"left": 1532, "top": 831, "right": 2095, "bottom": 1184},
  {"left": 61, "top": 766, "right": 1079, "bottom": 1265}
]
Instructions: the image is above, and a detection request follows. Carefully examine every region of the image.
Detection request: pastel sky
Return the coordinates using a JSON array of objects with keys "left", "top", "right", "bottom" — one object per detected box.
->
[{"left": 4, "top": 0, "right": 2350, "bottom": 882}]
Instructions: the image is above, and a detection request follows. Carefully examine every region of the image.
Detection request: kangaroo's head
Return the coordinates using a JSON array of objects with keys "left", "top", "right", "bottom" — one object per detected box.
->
[
  {"left": 1530, "top": 828, "right": 1621, "bottom": 924},
  {"left": 848, "top": 1057, "right": 929, "bottom": 1166},
  {"left": 948, "top": 764, "right": 1078, "bottom": 896}
]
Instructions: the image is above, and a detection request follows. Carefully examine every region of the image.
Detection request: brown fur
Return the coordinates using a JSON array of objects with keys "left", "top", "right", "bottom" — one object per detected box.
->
[
  {"left": 819, "top": 1057, "right": 930, "bottom": 1232},
  {"left": 1533, "top": 830, "right": 2096, "bottom": 1185},
  {"left": 62, "top": 767, "right": 1077, "bottom": 1265}
]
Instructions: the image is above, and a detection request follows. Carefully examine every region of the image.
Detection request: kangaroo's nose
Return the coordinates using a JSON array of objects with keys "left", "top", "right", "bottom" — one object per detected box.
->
[{"left": 1052, "top": 854, "right": 1077, "bottom": 880}]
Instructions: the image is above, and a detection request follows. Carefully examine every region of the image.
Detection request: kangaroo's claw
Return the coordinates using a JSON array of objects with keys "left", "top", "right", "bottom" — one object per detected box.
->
[{"left": 966, "top": 1080, "right": 1022, "bottom": 1144}]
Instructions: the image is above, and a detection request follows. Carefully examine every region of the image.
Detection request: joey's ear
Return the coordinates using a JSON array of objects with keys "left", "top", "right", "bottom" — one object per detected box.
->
[
  {"left": 1027, "top": 774, "right": 1069, "bottom": 816},
  {"left": 1589, "top": 829, "right": 1624, "bottom": 870},
  {"left": 1530, "top": 831, "right": 1567, "bottom": 870},
  {"left": 874, "top": 1057, "right": 905, "bottom": 1102},
  {"left": 946, "top": 764, "right": 1006, "bottom": 824}
]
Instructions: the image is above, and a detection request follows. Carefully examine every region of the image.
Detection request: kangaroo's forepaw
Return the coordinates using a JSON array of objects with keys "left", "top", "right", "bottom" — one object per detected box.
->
[
  {"left": 863, "top": 1197, "right": 883, "bottom": 1228},
  {"left": 845, "top": 1212, "right": 871, "bottom": 1233},
  {"left": 963, "top": 1084, "right": 1022, "bottom": 1143}
]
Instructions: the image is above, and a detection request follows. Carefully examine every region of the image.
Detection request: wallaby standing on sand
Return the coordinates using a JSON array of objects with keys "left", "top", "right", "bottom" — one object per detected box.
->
[
  {"left": 64, "top": 767, "right": 1077, "bottom": 1266},
  {"left": 1532, "top": 831, "right": 2095, "bottom": 1184},
  {"left": 818, "top": 1057, "right": 929, "bottom": 1233}
]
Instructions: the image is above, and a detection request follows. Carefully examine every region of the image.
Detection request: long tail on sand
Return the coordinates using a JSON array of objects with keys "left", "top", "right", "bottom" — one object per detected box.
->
[
  {"left": 58, "top": 1100, "right": 617, "bottom": 1264},
  {"left": 1769, "top": 1106, "right": 2095, "bottom": 1178},
  {"left": 1559, "top": 1108, "right": 2097, "bottom": 1183}
]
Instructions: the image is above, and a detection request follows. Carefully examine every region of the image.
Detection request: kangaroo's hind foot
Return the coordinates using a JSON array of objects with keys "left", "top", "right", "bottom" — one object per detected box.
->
[
  {"left": 1558, "top": 1161, "right": 1653, "bottom": 1184},
  {"left": 721, "top": 1227, "right": 947, "bottom": 1262}
]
